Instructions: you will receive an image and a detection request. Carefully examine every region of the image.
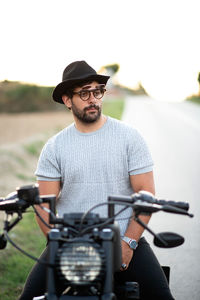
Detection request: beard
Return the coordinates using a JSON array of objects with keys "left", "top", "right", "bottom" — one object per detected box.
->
[{"left": 71, "top": 103, "right": 102, "bottom": 123}]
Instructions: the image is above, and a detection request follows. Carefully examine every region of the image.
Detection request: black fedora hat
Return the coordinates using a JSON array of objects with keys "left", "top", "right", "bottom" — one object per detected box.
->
[{"left": 52, "top": 60, "right": 110, "bottom": 104}]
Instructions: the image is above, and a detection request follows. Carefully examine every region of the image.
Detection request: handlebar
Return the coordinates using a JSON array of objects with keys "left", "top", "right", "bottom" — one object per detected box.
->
[
  {"left": 0, "top": 198, "right": 30, "bottom": 212},
  {"left": 133, "top": 191, "right": 189, "bottom": 211},
  {"left": 0, "top": 185, "right": 194, "bottom": 253},
  {"left": 108, "top": 190, "right": 189, "bottom": 211},
  {"left": 108, "top": 191, "right": 193, "bottom": 218},
  {"left": 0, "top": 185, "right": 56, "bottom": 214},
  {"left": 0, "top": 186, "right": 192, "bottom": 219}
]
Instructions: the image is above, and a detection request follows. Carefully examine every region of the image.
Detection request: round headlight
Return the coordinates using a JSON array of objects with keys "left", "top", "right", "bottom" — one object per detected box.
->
[{"left": 57, "top": 242, "right": 104, "bottom": 285}]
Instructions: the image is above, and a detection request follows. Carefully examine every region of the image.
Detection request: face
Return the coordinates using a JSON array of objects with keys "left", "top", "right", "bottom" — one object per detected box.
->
[{"left": 63, "top": 81, "right": 105, "bottom": 123}]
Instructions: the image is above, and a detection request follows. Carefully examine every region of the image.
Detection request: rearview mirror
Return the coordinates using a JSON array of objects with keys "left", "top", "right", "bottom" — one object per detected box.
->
[{"left": 154, "top": 232, "right": 184, "bottom": 248}]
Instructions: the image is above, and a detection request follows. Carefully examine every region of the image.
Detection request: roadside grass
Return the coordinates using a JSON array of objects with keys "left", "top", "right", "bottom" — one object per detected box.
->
[
  {"left": 186, "top": 95, "right": 200, "bottom": 105},
  {"left": 103, "top": 98, "right": 125, "bottom": 119},
  {"left": 23, "top": 140, "right": 46, "bottom": 156},
  {"left": 15, "top": 173, "right": 37, "bottom": 182},
  {"left": 0, "top": 98, "right": 125, "bottom": 299},
  {"left": 0, "top": 150, "right": 27, "bottom": 168},
  {"left": 0, "top": 212, "right": 46, "bottom": 300}
]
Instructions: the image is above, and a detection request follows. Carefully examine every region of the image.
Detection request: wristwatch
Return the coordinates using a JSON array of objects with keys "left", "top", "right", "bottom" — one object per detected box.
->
[{"left": 122, "top": 236, "right": 138, "bottom": 250}]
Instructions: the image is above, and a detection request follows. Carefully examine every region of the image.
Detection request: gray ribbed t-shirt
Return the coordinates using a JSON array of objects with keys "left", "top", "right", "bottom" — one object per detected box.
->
[{"left": 35, "top": 116, "right": 153, "bottom": 235}]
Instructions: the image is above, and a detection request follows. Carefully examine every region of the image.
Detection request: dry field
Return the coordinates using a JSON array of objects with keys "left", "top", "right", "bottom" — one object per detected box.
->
[{"left": 0, "top": 112, "right": 73, "bottom": 197}]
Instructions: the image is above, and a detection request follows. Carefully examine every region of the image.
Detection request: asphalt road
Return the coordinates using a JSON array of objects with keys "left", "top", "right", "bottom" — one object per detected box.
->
[{"left": 122, "top": 96, "right": 200, "bottom": 300}]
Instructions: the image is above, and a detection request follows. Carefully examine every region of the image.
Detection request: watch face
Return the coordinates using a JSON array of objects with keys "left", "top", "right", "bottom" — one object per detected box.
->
[{"left": 129, "top": 240, "right": 137, "bottom": 250}]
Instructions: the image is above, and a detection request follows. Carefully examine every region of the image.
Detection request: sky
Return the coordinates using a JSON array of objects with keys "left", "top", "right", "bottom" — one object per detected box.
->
[{"left": 1, "top": 0, "right": 200, "bottom": 101}]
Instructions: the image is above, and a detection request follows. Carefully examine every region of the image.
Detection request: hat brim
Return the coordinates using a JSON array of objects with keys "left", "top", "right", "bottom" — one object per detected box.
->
[{"left": 52, "top": 74, "right": 110, "bottom": 104}]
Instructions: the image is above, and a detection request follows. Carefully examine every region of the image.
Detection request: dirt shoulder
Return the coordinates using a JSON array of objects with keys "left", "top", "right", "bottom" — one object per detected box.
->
[
  {"left": 0, "top": 111, "right": 73, "bottom": 197},
  {"left": 0, "top": 111, "right": 73, "bottom": 145}
]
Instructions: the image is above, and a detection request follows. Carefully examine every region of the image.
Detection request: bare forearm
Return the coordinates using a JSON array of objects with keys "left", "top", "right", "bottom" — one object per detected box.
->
[
  {"left": 120, "top": 214, "right": 151, "bottom": 271},
  {"left": 127, "top": 171, "right": 155, "bottom": 240},
  {"left": 34, "top": 180, "right": 61, "bottom": 237},
  {"left": 35, "top": 203, "right": 52, "bottom": 237},
  {"left": 124, "top": 214, "right": 151, "bottom": 242}
]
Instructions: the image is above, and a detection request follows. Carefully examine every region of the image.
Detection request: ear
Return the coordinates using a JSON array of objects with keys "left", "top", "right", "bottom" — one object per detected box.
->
[{"left": 62, "top": 95, "right": 72, "bottom": 110}]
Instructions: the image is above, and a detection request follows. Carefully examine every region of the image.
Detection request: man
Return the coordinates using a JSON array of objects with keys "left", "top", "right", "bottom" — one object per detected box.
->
[{"left": 19, "top": 61, "right": 174, "bottom": 299}]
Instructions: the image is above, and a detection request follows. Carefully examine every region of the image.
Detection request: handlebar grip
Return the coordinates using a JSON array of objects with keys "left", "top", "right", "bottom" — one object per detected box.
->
[
  {"left": 132, "top": 192, "right": 189, "bottom": 211},
  {"left": 0, "top": 198, "right": 27, "bottom": 212},
  {"left": 155, "top": 200, "right": 189, "bottom": 211}
]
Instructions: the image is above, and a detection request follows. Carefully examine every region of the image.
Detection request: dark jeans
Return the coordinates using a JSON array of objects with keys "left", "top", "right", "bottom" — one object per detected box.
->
[
  {"left": 114, "top": 237, "right": 174, "bottom": 299},
  {"left": 18, "top": 237, "right": 174, "bottom": 300}
]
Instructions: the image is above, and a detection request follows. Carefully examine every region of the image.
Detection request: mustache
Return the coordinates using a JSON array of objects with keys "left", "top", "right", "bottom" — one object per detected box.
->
[{"left": 84, "top": 104, "right": 100, "bottom": 112}]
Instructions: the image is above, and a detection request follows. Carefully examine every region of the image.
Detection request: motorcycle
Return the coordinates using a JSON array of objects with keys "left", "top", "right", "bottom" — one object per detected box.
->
[{"left": 0, "top": 184, "right": 193, "bottom": 300}]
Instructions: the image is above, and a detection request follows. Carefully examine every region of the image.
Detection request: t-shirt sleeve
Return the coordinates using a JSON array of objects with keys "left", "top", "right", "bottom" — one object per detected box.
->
[
  {"left": 127, "top": 128, "right": 154, "bottom": 175},
  {"left": 35, "top": 139, "right": 61, "bottom": 181}
]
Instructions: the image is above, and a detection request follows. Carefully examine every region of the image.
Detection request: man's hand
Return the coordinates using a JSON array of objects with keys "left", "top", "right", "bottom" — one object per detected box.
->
[{"left": 120, "top": 240, "right": 134, "bottom": 271}]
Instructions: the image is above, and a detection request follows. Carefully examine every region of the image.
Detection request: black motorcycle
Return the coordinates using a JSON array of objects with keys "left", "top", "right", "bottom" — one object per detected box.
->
[{"left": 0, "top": 184, "right": 193, "bottom": 300}]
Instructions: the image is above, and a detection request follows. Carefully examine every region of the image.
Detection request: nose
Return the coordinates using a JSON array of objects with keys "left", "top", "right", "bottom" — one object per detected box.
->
[{"left": 87, "top": 91, "right": 96, "bottom": 103}]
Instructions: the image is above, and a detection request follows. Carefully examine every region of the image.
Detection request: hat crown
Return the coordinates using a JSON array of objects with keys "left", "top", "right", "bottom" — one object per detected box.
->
[
  {"left": 62, "top": 60, "right": 97, "bottom": 81},
  {"left": 53, "top": 60, "right": 110, "bottom": 104}
]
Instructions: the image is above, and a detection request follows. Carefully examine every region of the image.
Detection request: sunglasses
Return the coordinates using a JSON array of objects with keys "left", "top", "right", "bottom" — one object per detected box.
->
[{"left": 73, "top": 84, "right": 106, "bottom": 101}]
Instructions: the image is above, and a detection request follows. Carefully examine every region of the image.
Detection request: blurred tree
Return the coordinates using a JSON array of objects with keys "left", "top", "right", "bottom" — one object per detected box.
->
[
  {"left": 0, "top": 81, "right": 64, "bottom": 113},
  {"left": 198, "top": 72, "right": 200, "bottom": 95},
  {"left": 104, "top": 63, "right": 120, "bottom": 75}
]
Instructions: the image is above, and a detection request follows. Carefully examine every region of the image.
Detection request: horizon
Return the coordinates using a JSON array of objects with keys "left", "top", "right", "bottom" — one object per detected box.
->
[{"left": 1, "top": 0, "right": 200, "bottom": 102}]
